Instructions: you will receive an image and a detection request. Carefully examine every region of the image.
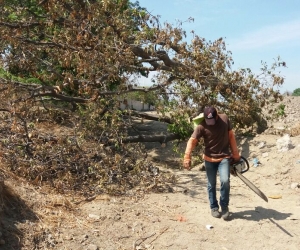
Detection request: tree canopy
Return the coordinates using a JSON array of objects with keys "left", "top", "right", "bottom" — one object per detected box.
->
[
  {"left": 292, "top": 88, "right": 300, "bottom": 96},
  {"left": 0, "top": 0, "right": 286, "bottom": 193}
]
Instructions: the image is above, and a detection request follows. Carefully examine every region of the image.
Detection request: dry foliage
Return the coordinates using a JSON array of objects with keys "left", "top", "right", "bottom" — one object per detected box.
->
[{"left": 0, "top": 0, "right": 286, "bottom": 196}]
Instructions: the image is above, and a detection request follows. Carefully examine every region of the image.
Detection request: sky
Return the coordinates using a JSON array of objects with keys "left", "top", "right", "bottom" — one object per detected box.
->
[{"left": 137, "top": 0, "right": 300, "bottom": 93}]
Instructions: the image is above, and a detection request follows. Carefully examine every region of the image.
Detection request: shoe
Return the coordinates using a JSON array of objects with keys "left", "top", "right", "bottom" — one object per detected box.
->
[
  {"left": 221, "top": 207, "right": 230, "bottom": 220},
  {"left": 211, "top": 208, "right": 221, "bottom": 218}
]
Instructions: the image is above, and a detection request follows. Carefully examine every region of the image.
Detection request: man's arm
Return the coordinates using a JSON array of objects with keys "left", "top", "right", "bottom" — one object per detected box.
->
[
  {"left": 183, "top": 137, "right": 198, "bottom": 170},
  {"left": 228, "top": 129, "right": 240, "bottom": 162}
]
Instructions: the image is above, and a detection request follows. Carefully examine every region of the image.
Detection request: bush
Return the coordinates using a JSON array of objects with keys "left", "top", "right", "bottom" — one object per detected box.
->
[{"left": 292, "top": 88, "right": 300, "bottom": 96}]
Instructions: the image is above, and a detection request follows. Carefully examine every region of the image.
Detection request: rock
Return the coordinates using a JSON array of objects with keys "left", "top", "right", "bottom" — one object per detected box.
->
[
  {"left": 0, "top": 239, "right": 5, "bottom": 245},
  {"left": 114, "top": 214, "right": 121, "bottom": 221},
  {"left": 87, "top": 244, "right": 99, "bottom": 250},
  {"left": 65, "top": 235, "right": 74, "bottom": 240},
  {"left": 276, "top": 134, "right": 293, "bottom": 152},
  {"left": 89, "top": 214, "right": 100, "bottom": 220}
]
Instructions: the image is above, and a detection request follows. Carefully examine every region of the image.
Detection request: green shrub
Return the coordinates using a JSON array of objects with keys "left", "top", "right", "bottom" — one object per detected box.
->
[{"left": 292, "top": 88, "right": 300, "bottom": 96}]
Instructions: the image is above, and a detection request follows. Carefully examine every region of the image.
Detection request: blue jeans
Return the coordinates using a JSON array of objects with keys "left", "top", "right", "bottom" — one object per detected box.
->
[{"left": 205, "top": 158, "right": 230, "bottom": 209}]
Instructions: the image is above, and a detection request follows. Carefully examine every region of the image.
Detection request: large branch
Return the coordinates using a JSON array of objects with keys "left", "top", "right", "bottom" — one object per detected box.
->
[
  {"left": 125, "top": 110, "right": 173, "bottom": 124},
  {"left": 130, "top": 45, "right": 186, "bottom": 72},
  {"left": 155, "top": 50, "right": 182, "bottom": 68},
  {"left": 115, "top": 133, "right": 181, "bottom": 144}
]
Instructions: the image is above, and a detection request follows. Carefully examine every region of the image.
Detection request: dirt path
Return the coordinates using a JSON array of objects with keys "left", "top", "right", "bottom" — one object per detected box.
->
[{"left": 51, "top": 133, "right": 300, "bottom": 250}]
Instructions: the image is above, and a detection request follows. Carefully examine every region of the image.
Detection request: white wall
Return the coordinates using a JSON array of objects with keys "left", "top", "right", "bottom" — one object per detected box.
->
[{"left": 119, "top": 99, "right": 155, "bottom": 111}]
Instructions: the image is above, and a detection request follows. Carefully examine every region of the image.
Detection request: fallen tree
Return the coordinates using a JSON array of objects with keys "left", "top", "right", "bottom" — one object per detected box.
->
[{"left": 0, "top": 0, "right": 285, "bottom": 194}]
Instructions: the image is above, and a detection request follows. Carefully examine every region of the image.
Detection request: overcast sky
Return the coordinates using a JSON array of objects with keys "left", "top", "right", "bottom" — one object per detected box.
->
[{"left": 137, "top": 0, "right": 300, "bottom": 93}]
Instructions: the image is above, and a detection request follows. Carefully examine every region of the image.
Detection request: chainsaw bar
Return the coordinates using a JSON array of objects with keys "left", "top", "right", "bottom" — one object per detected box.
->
[{"left": 235, "top": 170, "right": 268, "bottom": 202}]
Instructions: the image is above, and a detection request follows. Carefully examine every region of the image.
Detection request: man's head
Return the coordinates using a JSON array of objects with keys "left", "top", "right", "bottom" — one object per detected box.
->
[{"left": 204, "top": 106, "right": 217, "bottom": 125}]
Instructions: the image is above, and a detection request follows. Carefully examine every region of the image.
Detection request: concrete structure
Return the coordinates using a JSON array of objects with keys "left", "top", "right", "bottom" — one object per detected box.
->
[{"left": 119, "top": 99, "right": 155, "bottom": 111}]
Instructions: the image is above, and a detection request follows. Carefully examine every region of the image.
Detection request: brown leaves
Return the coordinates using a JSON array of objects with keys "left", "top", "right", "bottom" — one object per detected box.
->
[{"left": 0, "top": 0, "right": 286, "bottom": 200}]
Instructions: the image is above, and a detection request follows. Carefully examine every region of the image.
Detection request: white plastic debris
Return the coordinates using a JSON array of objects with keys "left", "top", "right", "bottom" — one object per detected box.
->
[{"left": 206, "top": 225, "right": 213, "bottom": 230}]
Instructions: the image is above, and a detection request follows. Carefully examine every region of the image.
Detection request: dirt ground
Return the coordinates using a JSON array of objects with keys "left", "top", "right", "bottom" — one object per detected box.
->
[{"left": 1, "top": 96, "right": 300, "bottom": 250}]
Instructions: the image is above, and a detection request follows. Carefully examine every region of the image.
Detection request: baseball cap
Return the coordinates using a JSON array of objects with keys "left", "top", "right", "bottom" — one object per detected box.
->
[{"left": 204, "top": 106, "right": 217, "bottom": 125}]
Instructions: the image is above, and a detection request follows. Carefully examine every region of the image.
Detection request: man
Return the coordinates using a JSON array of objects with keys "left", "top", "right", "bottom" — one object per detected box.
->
[{"left": 183, "top": 106, "right": 240, "bottom": 220}]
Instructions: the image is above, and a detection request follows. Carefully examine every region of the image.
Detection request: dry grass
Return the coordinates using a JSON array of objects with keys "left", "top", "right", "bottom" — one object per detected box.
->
[{"left": 291, "top": 123, "right": 300, "bottom": 136}]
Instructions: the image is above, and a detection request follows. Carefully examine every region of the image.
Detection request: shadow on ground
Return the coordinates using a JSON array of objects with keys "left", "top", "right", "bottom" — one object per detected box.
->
[
  {"left": 0, "top": 181, "right": 38, "bottom": 249},
  {"left": 232, "top": 206, "right": 292, "bottom": 221},
  {"left": 232, "top": 206, "right": 294, "bottom": 236}
]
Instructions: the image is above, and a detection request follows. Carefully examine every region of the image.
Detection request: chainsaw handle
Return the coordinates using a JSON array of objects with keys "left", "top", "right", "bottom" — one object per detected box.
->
[
  {"left": 240, "top": 156, "right": 250, "bottom": 174},
  {"left": 230, "top": 156, "right": 250, "bottom": 174}
]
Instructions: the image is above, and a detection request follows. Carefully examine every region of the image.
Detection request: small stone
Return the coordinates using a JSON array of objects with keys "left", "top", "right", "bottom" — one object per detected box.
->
[
  {"left": 114, "top": 214, "right": 121, "bottom": 221},
  {"left": 65, "top": 235, "right": 74, "bottom": 240},
  {"left": 87, "top": 244, "right": 99, "bottom": 250},
  {"left": 89, "top": 214, "right": 100, "bottom": 220},
  {"left": 0, "top": 239, "right": 5, "bottom": 245}
]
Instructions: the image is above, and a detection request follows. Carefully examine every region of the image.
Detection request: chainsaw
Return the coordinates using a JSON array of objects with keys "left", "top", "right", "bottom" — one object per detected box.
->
[{"left": 231, "top": 156, "right": 268, "bottom": 202}]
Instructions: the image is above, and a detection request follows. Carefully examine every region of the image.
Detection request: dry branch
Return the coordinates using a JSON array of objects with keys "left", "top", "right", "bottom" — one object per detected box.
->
[{"left": 119, "top": 134, "right": 180, "bottom": 144}]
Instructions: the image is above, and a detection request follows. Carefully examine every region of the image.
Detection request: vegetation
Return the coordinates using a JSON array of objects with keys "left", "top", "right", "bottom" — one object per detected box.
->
[
  {"left": 276, "top": 103, "right": 286, "bottom": 117},
  {"left": 0, "top": 0, "right": 286, "bottom": 195},
  {"left": 292, "top": 88, "right": 300, "bottom": 96}
]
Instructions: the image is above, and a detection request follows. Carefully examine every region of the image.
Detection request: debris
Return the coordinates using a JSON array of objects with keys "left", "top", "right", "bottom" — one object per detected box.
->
[
  {"left": 175, "top": 214, "right": 187, "bottom": 222},
  {"left": 268, "top": 195, "right": 282, "bottom": 199},
  {"left": 148, "top": 166, "right": 159, "bottom": 176},
  {"left": 133, "top": 232, "right": 156, "bottom": 250},
  {"left": 262, "top": 152, "right": 269, "bottom": 158},
  {"left": 206, "top": 225, "right": 213, "bottom": 230},
  {"left": 257, "top": 142, "right": 265, "bottom": 149},
  {"left": 252, "top": 158, "right": 260, "bottom": 167}
]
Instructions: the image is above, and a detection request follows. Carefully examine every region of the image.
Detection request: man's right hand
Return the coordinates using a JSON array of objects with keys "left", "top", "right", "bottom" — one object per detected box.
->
[
  {"left": 183, "top": 154, "right": 191, "bottom": 170},
  {"left": 183, "top": 138, "right": 198, "bottom": 171},
  {"left": 183, "top": 160, "right": 191, "bottom": 170}
]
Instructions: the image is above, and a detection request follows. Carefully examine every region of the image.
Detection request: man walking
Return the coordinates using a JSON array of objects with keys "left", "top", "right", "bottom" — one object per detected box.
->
[{"left": 183, "top": 106, "right": 240, "bottom": 220}]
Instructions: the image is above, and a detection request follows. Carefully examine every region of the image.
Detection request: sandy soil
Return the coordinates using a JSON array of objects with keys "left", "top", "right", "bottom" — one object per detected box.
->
[{"left": 1, "top": 96, "right": 300, "bottom": 250}]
